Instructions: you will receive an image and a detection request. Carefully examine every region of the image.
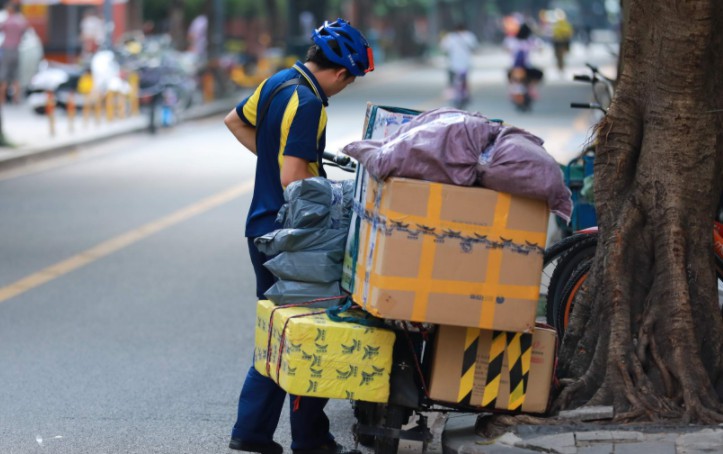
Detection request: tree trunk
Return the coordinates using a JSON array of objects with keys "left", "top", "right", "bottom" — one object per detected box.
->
[{"left": 554, "top": 0, "right": 723, "bottom": 423}]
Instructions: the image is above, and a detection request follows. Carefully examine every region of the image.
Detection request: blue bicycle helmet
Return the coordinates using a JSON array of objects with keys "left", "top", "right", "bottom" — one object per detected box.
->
[{"left": 311, "top": 18, "right": 374, "bottom": 77}]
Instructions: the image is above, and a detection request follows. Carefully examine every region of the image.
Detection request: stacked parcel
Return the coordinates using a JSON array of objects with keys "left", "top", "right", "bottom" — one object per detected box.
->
[{"left": 341, "top": 104, "right": 561, "bottom": 413}]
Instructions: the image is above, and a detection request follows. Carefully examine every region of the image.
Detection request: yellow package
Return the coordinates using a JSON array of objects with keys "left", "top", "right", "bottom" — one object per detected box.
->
[{"left": 254, "top": 300, "right": 395, "bottom": 403}]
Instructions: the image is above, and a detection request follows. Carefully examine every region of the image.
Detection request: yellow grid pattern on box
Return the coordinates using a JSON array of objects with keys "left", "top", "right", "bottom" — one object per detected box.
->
[{"left": 349, "top": 177, "right": 548, "bottom": 332}]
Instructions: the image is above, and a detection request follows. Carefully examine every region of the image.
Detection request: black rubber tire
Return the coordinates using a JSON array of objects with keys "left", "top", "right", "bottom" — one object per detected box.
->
[
  {"left": 544, "top": 234, "right": 598, "bottom": 325},
  {"left": 353, "top": 401, "right": 383, "bottom": 447},
  {"left": 373, "top": 404, "right": 408, "bottom": 454},
  {"left": 540, "top": 234, "right": 591, "bottom": 320},
  {"left": 554, "top": 259, "right": 593, "bottom": 340}
]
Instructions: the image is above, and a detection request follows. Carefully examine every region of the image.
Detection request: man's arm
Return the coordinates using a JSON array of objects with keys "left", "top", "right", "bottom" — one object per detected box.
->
[
  {"left": 280, "top": 156, "right": 313, "bottom": 188},
  {"left": 224, "top": 109, "right": 257, "bottom": 154}
]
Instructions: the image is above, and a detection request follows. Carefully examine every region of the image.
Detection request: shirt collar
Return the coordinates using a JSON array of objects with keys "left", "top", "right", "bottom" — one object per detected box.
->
[{"left": 292, "top": 61, "right": 328, "bottom": 107}]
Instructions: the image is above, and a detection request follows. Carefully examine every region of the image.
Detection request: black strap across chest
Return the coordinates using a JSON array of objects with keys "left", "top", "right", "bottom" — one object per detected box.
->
[{"left": 256, "top": 77, "right": 313, "bottom": 129}]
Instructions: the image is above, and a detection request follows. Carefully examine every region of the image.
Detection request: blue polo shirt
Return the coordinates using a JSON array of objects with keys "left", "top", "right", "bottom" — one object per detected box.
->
[{"left": 235, "top": 61, "right": 329, "bottom": 238}]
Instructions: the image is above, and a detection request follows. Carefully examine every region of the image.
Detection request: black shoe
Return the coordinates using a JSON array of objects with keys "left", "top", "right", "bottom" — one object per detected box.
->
[
  {"left": 229, "top": 438, "right": 283, "bottom": 454},
  {"left": 292, "top": 442, "right": 360, "bottom": 454}
]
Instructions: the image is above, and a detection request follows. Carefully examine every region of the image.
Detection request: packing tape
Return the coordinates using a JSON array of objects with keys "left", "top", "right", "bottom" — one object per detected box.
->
[
  {"left": 481, "top": 330, "right": 508, "bottom": 408},
  {"left": 507, "top": 332, "right": 532, "bottom": 410},
  {"left": 370, "top": 276, "right": 540, "bottom": 300},
  {"left": 458, "top": 327, "right": 480, "bottom": 404},
  {"left": 412, "top": 183, "right": 444, "bottom": 320},
  {"left": 478, "top": 193, "right": 511, "bottom": 327}
]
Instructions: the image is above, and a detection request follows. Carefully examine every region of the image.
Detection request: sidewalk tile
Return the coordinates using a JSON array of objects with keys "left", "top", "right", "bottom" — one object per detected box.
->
[
  {"left": 577, "top": 445, "right": 613, "bottom": 454},
  {"left": 615, "top": 442, "right": 675, "bottom": 454},
  {"left": 518, "top": 433, "right": 577, "bottom": 454}
]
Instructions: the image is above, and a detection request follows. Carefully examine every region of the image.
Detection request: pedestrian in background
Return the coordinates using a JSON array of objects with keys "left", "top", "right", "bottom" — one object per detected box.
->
[
  {"left": 223, "top": 18, "right": 374, "bottom": 454},
  {"left": 187, "top": 14, "right": 208, "bottom": 65},
  {"left": 0, "top": 2, "right": 28, "bottom": 105},
  {"left": 79, "top": 7, "right": 104, "bottom": 57},
  {"left": 551, "top": 11, "right": 574, "bottom": 72},
  {"left": 440, "top": 22, "right": 478, "bottom": 108}
]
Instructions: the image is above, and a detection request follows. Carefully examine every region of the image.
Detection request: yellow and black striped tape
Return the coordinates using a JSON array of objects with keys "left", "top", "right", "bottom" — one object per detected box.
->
[
  {"left": 481, "top": 330, "right": 510, "bottom": 409},
  {"left": 507, "top": 331, "right": 532, "bottom": 410},
  {"left": 455, "top": 330, "right": 533, "bottom": 410},
  {"left": 457, "top": 328, "right": 480, "bottom": 405}
]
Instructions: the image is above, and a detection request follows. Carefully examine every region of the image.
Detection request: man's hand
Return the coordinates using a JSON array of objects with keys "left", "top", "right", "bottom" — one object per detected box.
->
[
  {"left": 281, "top": 156, "right": 313, "bottom": 188},
  {"left": 224, "top": 109, "right": 257, "bottom": 154}
]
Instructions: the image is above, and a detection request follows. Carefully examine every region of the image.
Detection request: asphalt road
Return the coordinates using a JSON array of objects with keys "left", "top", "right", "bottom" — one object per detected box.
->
[{"left": 0, "top": 44, "right": 614, "bottom": 454}]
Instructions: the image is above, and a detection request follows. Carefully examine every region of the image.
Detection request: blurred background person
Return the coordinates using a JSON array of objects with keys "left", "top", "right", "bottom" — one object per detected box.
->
[
  {"left": 187, "top": 13, "right": 208, "bottom": 66},
  {"left": 0, "top": 1, "right": 28, "bottom": 105},
  {"left": 80, "top": 7, "right": 105, "bottom": 57},
  {"left": 551, "top": 10, "right": 574, "bottom": 72},
  {"left": 440, "top": 22, "right": 478, "bottom": 108},
  {"left": 504, "top": 22, "right": 543, "bottom": 111}
]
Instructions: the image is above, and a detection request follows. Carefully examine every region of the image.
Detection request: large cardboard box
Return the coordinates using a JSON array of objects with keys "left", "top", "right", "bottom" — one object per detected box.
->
[
  {"left": 254, "top": 300, "right": 395, "bottom": 403},
  {"left": 342, "top": 103, "right": 421, "bottom": 293},
  {"left": 345, "top": 176, "right": 549, "bottom": 332},
  {"left": 428, "top": 325, "right": 556, "bottom": 414}
]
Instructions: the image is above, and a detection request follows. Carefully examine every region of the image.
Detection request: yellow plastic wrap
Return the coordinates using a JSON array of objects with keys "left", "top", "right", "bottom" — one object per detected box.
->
[{"left": 254, "top": 300, "right": 395, "bottom": 403}]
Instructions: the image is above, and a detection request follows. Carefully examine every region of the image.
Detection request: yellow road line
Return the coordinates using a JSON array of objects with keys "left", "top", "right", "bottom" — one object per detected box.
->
[{"left": 0, "top": 181, "right": 254, "bottom": 304}]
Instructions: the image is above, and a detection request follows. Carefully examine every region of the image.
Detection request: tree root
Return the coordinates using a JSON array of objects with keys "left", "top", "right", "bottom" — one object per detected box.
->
[
  {"left": 616, "top": 360, "right": 658, "bottom": 420},
  {"left": 649, "top": 334, "right": 674, "bottom": 397}
]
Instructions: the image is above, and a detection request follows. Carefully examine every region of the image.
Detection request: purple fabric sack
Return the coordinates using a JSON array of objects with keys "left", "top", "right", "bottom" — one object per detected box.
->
[
  {"left": 342, "top": 107, "right": 572, "bottom": 222},
  {"left": 478, "top": 126, "right": 572, "bottom": 222},
  {"left": 343, "top": 108, "right": 502, "bottom": 186}
]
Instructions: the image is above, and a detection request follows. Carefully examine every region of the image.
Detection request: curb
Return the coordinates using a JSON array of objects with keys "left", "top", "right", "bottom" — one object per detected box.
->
[
  {"left": 0, "top": 92, "right": 245, "bottom": 172},
  {"left": 441, "top": 413, "right": 723, "bottom": 454}
]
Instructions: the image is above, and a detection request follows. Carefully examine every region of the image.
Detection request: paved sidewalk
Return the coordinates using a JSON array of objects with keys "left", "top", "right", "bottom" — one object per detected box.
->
[
  {"left": 442, "top": 413, "right": 723, "bottom": 454},
  {"left": 0, "top": 93, "right": 244, "bottom": 170}
]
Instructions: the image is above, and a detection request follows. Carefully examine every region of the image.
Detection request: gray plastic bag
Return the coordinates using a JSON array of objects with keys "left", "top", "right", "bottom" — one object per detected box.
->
[
  {"left": 254, "top": 228, "right": 349, "bottom": 256},
  {"left": 264, "top": 280, "right": 345, "bottom": 307},
  {"left": 257, "top": 177, "right": 356, "bottom": 306},
  {"left": 278, "top": 178, "right": 355, "bottom": 229},
  {"left": 263, "top": 250, "right": 344, "bottom": 283}
]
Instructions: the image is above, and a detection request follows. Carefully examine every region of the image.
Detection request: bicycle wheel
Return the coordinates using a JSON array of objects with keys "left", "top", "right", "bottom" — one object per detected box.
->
[
  {"left": 540, "top": 234, "right": 588, "bottom": 317},
  {"left": 554, "top": 259, "right": 592, "bottom": 339},
  {"left": 543, "top": 233, "right": 598, "bottom": 325}
]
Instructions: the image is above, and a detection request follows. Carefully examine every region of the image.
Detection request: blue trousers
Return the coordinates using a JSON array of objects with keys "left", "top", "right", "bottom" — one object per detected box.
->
[{"left": 232, "top": 238, "right": 334, "bottom": 449}]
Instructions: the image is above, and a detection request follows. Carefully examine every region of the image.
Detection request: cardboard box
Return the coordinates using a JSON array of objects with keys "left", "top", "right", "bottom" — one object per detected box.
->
[
  {"left": 254, "top": 300, "right": 395, "bottom": 403},
  {"left": 360, "top": 102, "right": 421, "bottom": 141},
  {"left": 345, "top": 176, "right": 549, "bottom": 332},
  {"left": 428, "top": 325, "right": 556, "bottom": 414},
  {"left": 341, "top": 104, "right": 422, "bottom": 292}
]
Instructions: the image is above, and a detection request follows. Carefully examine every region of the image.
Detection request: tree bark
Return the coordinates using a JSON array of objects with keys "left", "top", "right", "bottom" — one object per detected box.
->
[{"left": 555, "top": 0, "right": 723, "bottom": 423}]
